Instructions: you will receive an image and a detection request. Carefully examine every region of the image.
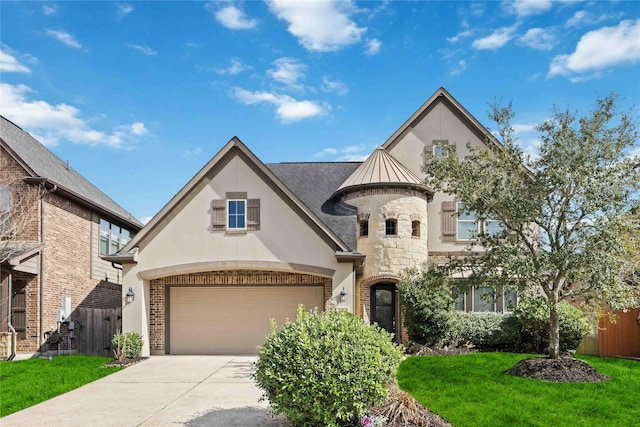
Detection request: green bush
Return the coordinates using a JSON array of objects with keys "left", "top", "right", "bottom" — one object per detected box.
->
[
  {"left": 111, "top": 332, "right": 144, "bottom": 360},
  {"left": 397, "top": 268, "right": 454, "bottom": 346},
  {"left": 513, "top": 297, "right": 592, "bottom": 352},
  {"left": 253, "top": 306, "right": 403, "bottom": 427},
  {"left": 449, "top": 312, "right": 519, "bottom": 349}
]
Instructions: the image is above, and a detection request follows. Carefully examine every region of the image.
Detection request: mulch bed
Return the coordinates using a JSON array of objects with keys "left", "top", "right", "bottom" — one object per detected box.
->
[
  {"left": 369, "top": 383, "right": 452, "bottom": 427},
  {"left": 100, "top": 357, "right": 148, "bottom": 368},
  {"left": 504, "top": 356, "right": 611, "bottom": 383}
]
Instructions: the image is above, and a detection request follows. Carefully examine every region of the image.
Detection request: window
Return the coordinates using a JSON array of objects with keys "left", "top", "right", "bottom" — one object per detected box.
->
[
  {"left": 212, "top": 195, "right": 260, "bottom": 232},
  {"left": 454, "top": 292, "right": 466, "bottom": 311},
  {"left": 100, "top": 219, "right": 132, "bottom": 256},
  {"left": 456, "top": 203, "right": 478, "bottom": 241},
  {"left": 227, "top": 199, "right": 246, "bottom": 230},
  {"left": 411, "top": 220, "right": 420, "bottom": 237},
  {"left": 359, "top": 220, "right": 368, "bottom": 237},
  {"left": 0, "top": 184, "right": 12, "bottom": 236},
  {"left": 473, "top": 287, "right": 496, "bottom": 312},
  {"left": 503, "top": 289, "right": 518, "bottom": 312},
  {"left": 385, "top": 219, "right": 397, "bottom": 236},
  {"left": 433, "top": 144, "right": 449, "bottom": 159},
  {"left": 484, "top": 218, "right": 504, "bottom": 236}
]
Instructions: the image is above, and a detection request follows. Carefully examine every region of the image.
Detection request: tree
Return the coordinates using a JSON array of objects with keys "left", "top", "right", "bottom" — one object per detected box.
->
[{"left": 426, "top": 94, "right": 640, "bottom": 358}]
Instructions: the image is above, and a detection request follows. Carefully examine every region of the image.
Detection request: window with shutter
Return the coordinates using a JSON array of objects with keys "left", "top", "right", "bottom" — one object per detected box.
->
[
  {"left": 211, "top": 196, "right": 260, "bottom": 232},
  {"left": 425, "top": 140, "right": 454, "bottom": 165},
  {"left": 442, "top": 201, "right": 457, "bottom": 242}
]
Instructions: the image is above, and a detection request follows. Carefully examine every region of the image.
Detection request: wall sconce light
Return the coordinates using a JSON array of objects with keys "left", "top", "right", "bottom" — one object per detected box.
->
[
  {"left": 126, "top": 287, "right": 135, "bottom": 304},
  {"left": 339, "top": 288, "right": 347, "bottom": 303}
]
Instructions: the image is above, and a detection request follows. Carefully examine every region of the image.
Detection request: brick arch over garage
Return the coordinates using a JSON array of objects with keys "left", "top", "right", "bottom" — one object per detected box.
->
[{"left": 148, "top": 270, "right": 332, "bottom": 354}]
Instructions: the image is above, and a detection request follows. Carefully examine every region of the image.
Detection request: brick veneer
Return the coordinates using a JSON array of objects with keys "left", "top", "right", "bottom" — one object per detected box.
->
[{"left": 148, "top": 270, "right": 332, "bottom": 354}]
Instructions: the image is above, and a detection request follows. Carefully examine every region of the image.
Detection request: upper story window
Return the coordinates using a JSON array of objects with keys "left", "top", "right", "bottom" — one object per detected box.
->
[
  {"left": 211, "top": 193, "right": 260, "bottom": 232},
  {"left": 0, "top": 184, "right": 13, "bottom": 236},
  {"left": 359, "top": 220, "right": 368, "bottom": 237},
  {"left": 411, "top": 220, "right": 420, "bottom": 237},
  {"left": 100, "top": 219, "right": 132, "bottom": 256},
  {"left": 227, "top": 199, "right": 246, "bottom": 230},
  {"left": 385, "top": 219, "right": 397, "bottom": 236},
  {"left": 433, "top": 144, "right": 449, "bottom": 159},
  {"left": 456, "top": 203, "right": 478, "bottom": 241},
  {"left": 484, "top": 218, "right": 504, "bottom": 236}
]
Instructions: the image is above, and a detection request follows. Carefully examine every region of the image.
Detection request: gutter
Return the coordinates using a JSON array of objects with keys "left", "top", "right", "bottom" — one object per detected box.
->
[
  {"left": 6, "top": 271, "right": 15, "bottom": 361},
  {"left": 39, "top": 183, "right": 57, "bottom": 351}
]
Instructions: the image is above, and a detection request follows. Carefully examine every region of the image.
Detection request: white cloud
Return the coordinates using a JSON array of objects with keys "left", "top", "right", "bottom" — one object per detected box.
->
[
  {"left": 215, "top": 58, "right": 249, "bottom": 75},
  {"left": 127, "top": 44, "right": 158, "bottom": 56},
  {"left": 450, "top": 59, "right": 467, "bottom": 76},
  {"left": 364, "top": 38, "right": 381, "bottom": 56},
  {"left": 518, "top": 28, "right": 555, "bottom": 50},
  {"left": 43, "top": 4, "right": 58, "bottom": 15},
  {"left": 45, "top": 29, "right": 82, "bottom": 49},
  {"left": 0, "top": 83, "right": 146, "bottom": 148},
  {"left": 231, "top": 87, "right": 328, "bottom": 123},
  {"left": 506, "top": 0, "right": 552, "bottom": 18},
  {"left": 184, "top": 147, "right": 203, "bottom": 157},
  {"left": 548, "top": 19, "right": 640, "bottom": 78},
  {"left": 564, "top": 10, "right": 614, "bottom": 28},
  {"left": 447, "top": 30, "right": 473, "bottom": 43},
  {"left": 117, "top": 3, "right": 134, "bottom": 17},
  {"left": 0, "top": 47, "right": 32, "bottom": 73},
  {"left": 266, "top": 0, "right": 366, "bottom": 52},
  {"left": 321, "top": 77, "right": 348, "bottom": 95},
  {"left": 472, "top": 26, "right": 517, "bottom": 50},
  {"left": 139, "top": 216, "right": 153, "bottom": 225},
  {"left": 267, "top": 57, "right": 307, "bottom": 89},
  {"left": 208, "top": 3, "right": 257, "bottom": 30},
  {"left": 314, "top": 144, "right": 372, "bottom": 161}
]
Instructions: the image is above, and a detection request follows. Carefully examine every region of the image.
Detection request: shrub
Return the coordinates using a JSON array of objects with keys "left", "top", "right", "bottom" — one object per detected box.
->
[
  {"left": 513, "top": 297, "right": 592, "bottom": 352},
  {"left": 253, "top": 306, "right": 403, "bottom": 427},
  {"left": 449, "top": 312, "right": 519, "bottom": 349},
  {"left": 397, "top": 268, "right": 454, "bottom": 346},
  {"left": 112, "top": 331, "right": 144, "bottom": 360}
]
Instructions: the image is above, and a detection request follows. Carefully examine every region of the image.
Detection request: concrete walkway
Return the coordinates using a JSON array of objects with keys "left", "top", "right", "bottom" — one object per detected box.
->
[{"left": 2, "top": 356, "right": 290, "bottom": 427}]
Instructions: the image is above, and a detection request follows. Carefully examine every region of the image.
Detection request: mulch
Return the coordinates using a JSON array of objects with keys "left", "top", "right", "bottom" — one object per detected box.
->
[
  {"left": 100, "top": 357, "right": 148, "bottom": 368},
  {"left": 503, "top": 356, "right": 611, "bottom": 383}
]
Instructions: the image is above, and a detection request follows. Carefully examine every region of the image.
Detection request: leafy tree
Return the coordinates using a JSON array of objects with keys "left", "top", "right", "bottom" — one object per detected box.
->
[{"left": 426, "top": 94, "right": 640, "bottom": 358}]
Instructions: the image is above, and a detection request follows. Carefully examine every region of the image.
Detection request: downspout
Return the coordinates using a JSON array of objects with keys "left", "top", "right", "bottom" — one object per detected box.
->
[
  {"left": 6, "top": 271, "right": 16, "bottom": 361},
  {"left": 39, "top": 183, "right": 57, "bottom": 351}
]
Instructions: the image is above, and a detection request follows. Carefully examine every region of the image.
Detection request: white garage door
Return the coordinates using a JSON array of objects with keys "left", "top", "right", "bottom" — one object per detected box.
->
[{"left": 169, "top": 286, "right": 324, "bottom": 355}]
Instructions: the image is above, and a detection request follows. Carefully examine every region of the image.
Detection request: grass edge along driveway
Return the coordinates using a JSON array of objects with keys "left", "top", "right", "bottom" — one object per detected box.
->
[
  {"left": 0, "top": 355, "right": 122, "bottom": 417},
  {"left": 398, "top": 353, "right": 639, "bottom": 427}
]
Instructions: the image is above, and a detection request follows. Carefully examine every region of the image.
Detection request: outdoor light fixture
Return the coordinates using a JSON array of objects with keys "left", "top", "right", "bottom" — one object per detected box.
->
[
  {"left": 339, "top": 288, "right": 348, "bottom": 303},
  {"left": 126, "top": 287, "right": 135, "bottom": 304}
]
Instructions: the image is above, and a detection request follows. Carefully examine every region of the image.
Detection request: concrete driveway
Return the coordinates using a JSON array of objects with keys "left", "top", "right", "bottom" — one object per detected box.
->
[{"left": 2, "top": 356, "right": 290, "bottom": 427}]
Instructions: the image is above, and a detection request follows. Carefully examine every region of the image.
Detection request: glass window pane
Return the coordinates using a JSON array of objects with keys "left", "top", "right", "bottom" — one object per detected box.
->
[
  {"left": 237, "top": 215, "right": 245, "bottom": 228},
  {"left": 376, "top": 289, "right": 393, "bottom": 305},
  {"left": 121, "top": 229, "right": 130, "bottom": 246},
  {"left": 229, "top": 201, "right": 237, "bottom": 214},
  {"left": 504, "top": 290, "right": 517, "bottom": 311},
  {"left": 454, "top": 292, "right": 465, "bottom": 311},
  {"left": 229, "top": 216, "right": 237, "bottom": 228},
  {"left": 237, "top": 200, "right": 245, "bottom": 212},
  {"left": 474, "top": 287, "right": 495, "bottom": 312},
  {"left": 457, "top": 221, "right": 477, "bottom": 240},
  {"left": 434, "top": 145, "right": 448, "bottom": 158},
  {"left": 100, "top": 237, "right": 109, "bottom": 256}
]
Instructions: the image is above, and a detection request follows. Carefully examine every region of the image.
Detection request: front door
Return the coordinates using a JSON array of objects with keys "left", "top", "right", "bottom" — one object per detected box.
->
[{"left": 371, "top": 283, "right": 397, "bottom": 341}]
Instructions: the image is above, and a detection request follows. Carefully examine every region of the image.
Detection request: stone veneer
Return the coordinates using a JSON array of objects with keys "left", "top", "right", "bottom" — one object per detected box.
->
[{"left": 148, "top": 270, "right": 332, "bottom": 354}]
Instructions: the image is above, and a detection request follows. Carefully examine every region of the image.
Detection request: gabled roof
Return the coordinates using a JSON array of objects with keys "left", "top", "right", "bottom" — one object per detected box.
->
[
  {"left": 333, "top": 147, "right": 432, "bottom": 198},
  {"left": 0, "top": 116, "right": 142, "bottom": 230},
  {"left": 124, "top": 137, "right": 355, "bottom": 253},
  {"left": 382, "top": 87, "right": 500, "bottom": 151}
]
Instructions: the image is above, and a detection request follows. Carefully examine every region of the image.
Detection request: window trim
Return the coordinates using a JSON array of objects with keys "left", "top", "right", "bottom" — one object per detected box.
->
[{"left": 226, "top": 199, "right": 247, "bottom": 231}]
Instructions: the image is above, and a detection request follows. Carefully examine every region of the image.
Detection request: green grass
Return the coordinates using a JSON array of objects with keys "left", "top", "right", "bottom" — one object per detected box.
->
[
  {"left": 0, "top": 355, "right": 122, "bottom": 417},
  {"left": 398, "top": 353, "right": 639, "bottom": 427}
]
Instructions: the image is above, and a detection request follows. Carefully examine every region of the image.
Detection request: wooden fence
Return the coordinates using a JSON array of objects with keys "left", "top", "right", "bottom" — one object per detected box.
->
[
  {"left": 598, "top": 309, "right": 640, "bottom": 357},
  {"left": 76, "top": 307, "right": 121, "bottom": 356}
]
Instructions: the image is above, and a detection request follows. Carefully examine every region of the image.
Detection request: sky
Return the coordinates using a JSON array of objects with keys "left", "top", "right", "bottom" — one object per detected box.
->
[{"left": 1, "top": 1, "right": 639, "bottom": 224}]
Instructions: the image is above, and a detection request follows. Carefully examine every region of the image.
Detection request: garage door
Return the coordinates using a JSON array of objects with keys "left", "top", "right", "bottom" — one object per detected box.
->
[{"left": 169, "top": 286, "right": 324, "bottom": 355}]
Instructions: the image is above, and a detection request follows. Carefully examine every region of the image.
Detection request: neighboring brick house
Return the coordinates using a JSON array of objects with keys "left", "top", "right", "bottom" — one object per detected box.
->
[
  {"left": 108, "top": 87, "right": 520, "bottom": 356},
  {"left": 0, "top": 116, "right": 143, "bottom": 356}
]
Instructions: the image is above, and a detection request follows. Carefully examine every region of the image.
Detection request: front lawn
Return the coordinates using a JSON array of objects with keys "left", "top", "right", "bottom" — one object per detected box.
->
[
  {"left": 0, "top": 355, "right": 122, "bottom": 417},
  {"left": 398, "top": 353, "right": 639, "bottom": 427}
]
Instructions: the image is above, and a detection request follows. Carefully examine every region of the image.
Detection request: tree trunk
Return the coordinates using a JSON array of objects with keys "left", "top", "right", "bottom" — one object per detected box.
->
[{"left": 549, "top": 301, "right": 560, "bottom": 359}]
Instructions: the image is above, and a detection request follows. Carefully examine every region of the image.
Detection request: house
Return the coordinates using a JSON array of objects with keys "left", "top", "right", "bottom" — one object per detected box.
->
[
  {"left": 108, "top": 87, "right": 520, "bottom": 356},
  {"left": 0, "top": 116, "right": 143, "bottom": 358}
]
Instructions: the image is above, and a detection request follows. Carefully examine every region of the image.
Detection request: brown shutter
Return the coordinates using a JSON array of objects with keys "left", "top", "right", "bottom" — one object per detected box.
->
[
  {"left": 211, "top": 199, "right": 226, "bottom": 231},
  {"left": 424, "top": 145, "right": 433, "bottom": 165},
  {"left": 442, "top": 201, "right": 457, "bottom": 242},
  {"left": 247, "top": 199, "right": 260, "bottom": 231},
  {"left": 11, "top": 281, "right": 26, "bottom": 339}
]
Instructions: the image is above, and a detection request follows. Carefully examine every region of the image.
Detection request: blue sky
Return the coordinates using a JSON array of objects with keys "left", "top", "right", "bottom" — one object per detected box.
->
[{"left": 1, "top": 1, "right": 639, "bottom": 223}]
